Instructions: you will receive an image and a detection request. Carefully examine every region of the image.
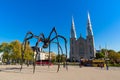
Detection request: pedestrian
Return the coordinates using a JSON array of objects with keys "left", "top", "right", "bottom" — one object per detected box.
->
[
  {"left": 79, "top": 59, "right": 82, "bottom": 68},
  {"left": 106, "top": 63, "right": 109, "bottom": 70},
  {"left": 100, "top": 63, "right": 103, "bottom": 69}
]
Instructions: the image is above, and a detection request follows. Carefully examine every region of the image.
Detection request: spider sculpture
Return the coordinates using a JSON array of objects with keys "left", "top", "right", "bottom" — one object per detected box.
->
[{"left": 20, "top": 27, "right": 68, "bottom": 73}]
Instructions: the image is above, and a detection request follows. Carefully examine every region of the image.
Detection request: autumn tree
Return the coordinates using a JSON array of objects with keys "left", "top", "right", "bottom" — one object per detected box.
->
[
  {"left": 23, "top": 41, "right": 33, "bottom": 65},
  {"left": 50, "top": 52, "right": 56, "bottom": 62},
  {"left": 0, "top": 42, "right": 12, "bottom": 63},
  {"left": 108, "top": 50, "right": 120, "bottom": 64},
  {"left": 10, "top": 40, "right": 21, "bottom": 64}
]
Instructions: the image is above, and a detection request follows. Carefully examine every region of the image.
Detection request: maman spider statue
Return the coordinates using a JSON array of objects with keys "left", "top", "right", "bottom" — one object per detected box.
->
[{"left": 20, "top": 27, "right": 68, "bottom": 73}]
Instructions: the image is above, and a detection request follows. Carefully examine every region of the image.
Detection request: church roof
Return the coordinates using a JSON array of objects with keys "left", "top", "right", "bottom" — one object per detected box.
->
[{"left": 77, "top": 35, "right": 86, "bottom": 42}]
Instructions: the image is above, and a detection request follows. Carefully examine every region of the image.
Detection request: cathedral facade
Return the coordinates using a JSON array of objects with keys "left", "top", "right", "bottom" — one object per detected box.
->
[{"left": 70, "top": 13, "right": 96, "bottom": 61}]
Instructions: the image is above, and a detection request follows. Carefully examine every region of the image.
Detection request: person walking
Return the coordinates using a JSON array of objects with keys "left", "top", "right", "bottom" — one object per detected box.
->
[
  {"left": 106, "top": 62, "right": 109, "bottom": 70},
  {"left": 79, "top": 59, "right": 82, "bottom": 68}
]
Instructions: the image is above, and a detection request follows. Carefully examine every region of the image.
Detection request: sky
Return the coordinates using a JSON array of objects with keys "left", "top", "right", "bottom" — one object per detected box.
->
[{"left": 0, "top": 0, "right": 120, "bottom": 54}]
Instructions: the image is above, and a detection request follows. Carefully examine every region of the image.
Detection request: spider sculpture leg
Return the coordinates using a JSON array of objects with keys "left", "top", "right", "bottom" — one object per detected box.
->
[
  {"left": 20, "top": 40, "right": 26, "bottom": 71},
  {"left": 20, "top": 49, "right": 24, "bottom": 71},
  {"left": 59, "top": 35, "right": 68, "bottom": 70},
  {"left": 20, "top": 32, "right": 34, "bottom": 71},
  {"left": 47, "top": 27, "right": 68, "bottom": 72},
  {"left": 20, "top": 41, "right": 27, "bottom": 71},
  {"left": 46, "top": 27, "right": 61, "bottom": 72},
  {"left": 32, "top": 34, "right": 44, "bottom": 73},
  {"left": 33, "top": 41, "right": 39, "bottom": 73},
  {"left": 53, "top": 42, "right": 64, "bottom": 72},
  {"left": 52, "top": 42, "right": 64, "bottom": 68},
  {"left": 49, "top": 42, "right": 62, "bottom": 72},
  {"left": 33, "top": 47, "right": 38, "bottom": 73},
  {"left": 56, "top": 43, "right": 63, "bottom": 72},
  {"left": 50, "top": 35, "right": 68, "bottom": 71},
  {"left": 48, "top": 42, "right": 51, "bottom": 68}
]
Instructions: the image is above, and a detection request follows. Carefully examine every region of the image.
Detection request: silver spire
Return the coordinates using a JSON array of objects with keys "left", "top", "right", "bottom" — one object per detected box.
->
[
  {"left": 87, "top": 12, "right": 93, "bottom": 36},
  {"left": 71, "top": 16, "right": 77, "bottom": 38}
]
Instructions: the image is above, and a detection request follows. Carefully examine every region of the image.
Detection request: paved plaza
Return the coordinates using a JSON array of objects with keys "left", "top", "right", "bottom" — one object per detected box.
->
[{"left": 0, "top": 65, "right": 120, "bottom": 80}]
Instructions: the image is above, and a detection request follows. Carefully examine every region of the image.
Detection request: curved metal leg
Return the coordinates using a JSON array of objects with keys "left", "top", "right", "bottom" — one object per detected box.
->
[
  {"left": 20, "top": 54, "right": 23, "bottom": 71},
  {"left": 33, "top": 60, "right": 36, "bottom": 73},
  {"left": 33, "top": 50, "right": 38, "bottom": 73},
  {"left": 48, "top": 29, "right": 68, "bottom": 72},
  {"left": 50, "top": 35, "right": 68, "bottom": 71},
  {"left": 20, "top": 46, "right": 25, "bottom": 72},
  {"left": 57, "top": 54, "right": 60, "bottom": 72},
  {"left": 48, "top": 43, "right": 50, "bottom": 68},
  {"left": 65, "top": 41, "right": 68, "bottom": 71}
]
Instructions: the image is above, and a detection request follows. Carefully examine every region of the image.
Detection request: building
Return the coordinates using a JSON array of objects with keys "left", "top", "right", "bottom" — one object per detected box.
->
[
  {"left": 70, "top": 13, "right": 96, "bottom": 61},
  {"left": 31, "top": 47, "right": 56, "bottom": 61}
]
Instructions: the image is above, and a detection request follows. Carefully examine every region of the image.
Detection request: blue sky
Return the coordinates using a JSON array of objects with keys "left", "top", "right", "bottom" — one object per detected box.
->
[{"left": 0, "top": 0, "right": 120, "bottom": 53}]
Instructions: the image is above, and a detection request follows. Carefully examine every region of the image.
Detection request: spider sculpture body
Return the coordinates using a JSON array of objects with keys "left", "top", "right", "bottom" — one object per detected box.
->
[{"left": 20, "top": 27, "right": 68, "bottom": 73}]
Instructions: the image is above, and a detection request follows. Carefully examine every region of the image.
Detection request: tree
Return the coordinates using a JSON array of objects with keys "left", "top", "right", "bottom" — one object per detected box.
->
[
  {"left": 50, "top": 52, "right": 56, "bottom": 62},
  {"left": 96, "top": 52, "right": 105, "bottom": 59},
  {"left": 61, "top": 54, "right": 66, "bottom": 62},
  {"left": 10, "top": 40, "right": 22, "bottom": 64},
  {"left": 101, "top": 49, "right": 107, "bottom": 54},
  {"left": 108, "top": 50, "right": 120, "bottom": 64},
  {"left": 23, "top": 41, "right": 33, "bottom": 65},
  {"left": 108, "top": 49, "right": 116, "bottom": 53},
  {"left": 56, "top": 54, "right": 66, "bottom": 62},
  {"left": 0, "top": 40, "right": 34, "bottom": 65},
  {"left": 0, "top": 42, "right": 12, "bottom": 63}
]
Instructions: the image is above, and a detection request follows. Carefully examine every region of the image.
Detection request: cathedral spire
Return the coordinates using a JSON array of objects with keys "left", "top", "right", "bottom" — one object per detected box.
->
[
  {"left": 87, "top": 12, "right": 93, "bottom": 36},
  {"left": 71, "top": 16, "right": 77, "bottom": 38}
]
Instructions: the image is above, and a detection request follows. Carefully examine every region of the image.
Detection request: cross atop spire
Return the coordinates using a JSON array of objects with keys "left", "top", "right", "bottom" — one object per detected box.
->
[
  {"left": 71, "top": 16, "right": 77, "bottom": 38},
  {"left": 87, "top": 12, "right": 93, "bottom": 36}
]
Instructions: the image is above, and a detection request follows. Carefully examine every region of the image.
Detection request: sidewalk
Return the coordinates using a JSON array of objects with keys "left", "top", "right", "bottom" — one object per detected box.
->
[{"left": 0, "top": 65, "right": 120, "bottom": 80}]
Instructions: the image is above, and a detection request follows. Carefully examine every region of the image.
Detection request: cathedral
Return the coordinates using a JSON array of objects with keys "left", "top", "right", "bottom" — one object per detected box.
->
[{"left": 70, "top": 13, "right": 96, "bottom": 62}]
